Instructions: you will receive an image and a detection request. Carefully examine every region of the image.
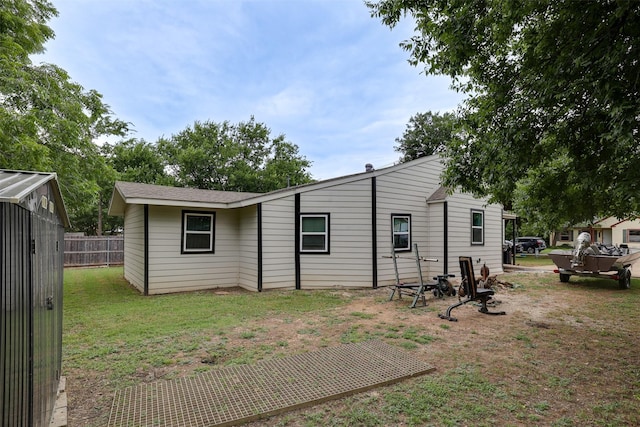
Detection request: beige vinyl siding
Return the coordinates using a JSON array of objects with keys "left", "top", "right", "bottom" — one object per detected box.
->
[
  {"left": 261, "top": 196, "right": 296, "bottom": 290},
  {"left": 237, "top": 206, "right": 258, "bottom": 291},
  {"left": 426, "top": 201, "right": 447, "bottom": 275},
  {"left": 299, "top": 179, "right": 373, "bottom": 288},
  {"left": 446, "top": 192, "right": 504, "bottom": 275},
  {"left": 146, "top": 205, "right": 240, "bottom": 294},
  {"left": 123, "top": 204, "right": 144, "bottom": 292},
  {"left": 613, "top": 220, "right": 640, "bottom": 249},
  {"left": 375, "top": 157, "right": 444, "bottom": 285}
]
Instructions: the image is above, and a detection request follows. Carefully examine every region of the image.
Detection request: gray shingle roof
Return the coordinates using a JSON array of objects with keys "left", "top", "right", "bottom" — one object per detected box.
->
[
  {"left": 426, "top": 185, "right": 450, "bottom": 202},
  {"left": 114, "top": 181, "right": 261, "bottom": 204}
]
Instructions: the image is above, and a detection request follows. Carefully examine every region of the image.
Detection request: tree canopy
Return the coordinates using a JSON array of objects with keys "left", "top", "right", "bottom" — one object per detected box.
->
[
  {"left": 103, "top": 139, "right": 174, "bottom": 186},
  {"left": 395, "top": 111, "right": 458, "bottom": 162},
  {"left": 1, "top": 0, "right": 129, "bottom": 229},
  {"left": 368, "top": 0, "right": 640, "bottom": 230},
  {"left": 158, "top": 117, "right": 313, "bottom": 193}
]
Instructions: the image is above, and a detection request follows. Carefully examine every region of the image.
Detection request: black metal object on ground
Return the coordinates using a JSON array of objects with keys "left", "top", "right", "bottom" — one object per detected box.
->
[
  {"left": 387, "top": 243, "right": 454, "bottom": 308},
  {"left": 439, "top": 256, "right": 507, "bottom": 321},
  {"left": 108, "top": 340, "right": 434, "bottom": 427}
]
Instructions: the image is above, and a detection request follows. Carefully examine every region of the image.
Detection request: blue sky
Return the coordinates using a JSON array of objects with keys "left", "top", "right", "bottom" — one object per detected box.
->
[{"left": 36, "top": 0, "right": 465, "bottom": 180}]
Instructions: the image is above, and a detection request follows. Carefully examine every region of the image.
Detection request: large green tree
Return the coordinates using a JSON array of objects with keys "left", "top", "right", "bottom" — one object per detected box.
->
[
  {"left": 158, "top": 117, "right": 313, "bottom": 192},
  {"left": 1, "top": 0, "right": 129, "bottom": 231},
  {"left": 368, "top": 0, "right": 640, "bottom": 230},
  {"left": 395, "top": 111, "right": 458, "bottom": 162},
  {"left": 103, "top": 138, "right": 173, "bottom": 185}
]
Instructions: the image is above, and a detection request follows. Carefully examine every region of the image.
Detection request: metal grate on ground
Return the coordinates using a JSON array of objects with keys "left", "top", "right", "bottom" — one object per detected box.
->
[{"left": 108, "top": 340, "right": 435, "bottom": 427}]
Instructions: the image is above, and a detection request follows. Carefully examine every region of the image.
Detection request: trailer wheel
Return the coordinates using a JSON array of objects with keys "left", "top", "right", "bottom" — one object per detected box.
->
[
  {"left": 619, "top": 268, "right": 631, "bottom": 290},
  {"left": 559, "top": 273, "right": 571, "bottom": 283}
]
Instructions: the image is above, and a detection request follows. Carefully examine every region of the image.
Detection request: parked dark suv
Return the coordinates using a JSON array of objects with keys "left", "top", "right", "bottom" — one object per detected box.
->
[{"left": 516, "top": 237, "right": 547, "bottom": 253}]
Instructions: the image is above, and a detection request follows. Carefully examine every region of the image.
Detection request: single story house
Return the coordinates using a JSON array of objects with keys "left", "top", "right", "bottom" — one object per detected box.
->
[
  {"left": 552, "top": 216, "right": 640, "bottom": 249},
  {"left": 108, "top": 155, "right": 505, "bottom": 295}
]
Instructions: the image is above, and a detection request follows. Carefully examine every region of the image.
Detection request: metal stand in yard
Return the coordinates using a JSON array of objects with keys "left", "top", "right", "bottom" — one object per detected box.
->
[{"left": 386, "top": 243, "right": 455, "bottom": 308}]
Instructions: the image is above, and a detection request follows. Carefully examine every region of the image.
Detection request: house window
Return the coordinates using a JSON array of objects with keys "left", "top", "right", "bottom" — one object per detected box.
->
[
  {"left": 559, "top": 231, "right": 572, "bottom": 241},
  {"left": 471, "top": 210, "right": 484, "bottom": 245},
  {"left": 182, "top": 211, "right": 215, "bottom": 253},
  {"left": 300, "top": 214, "right": 329, "bottom": 253},
  {"left": 627, "top": 230, "right": 640, "bottom": 243},
  {"left": 392, "top": 214, "right": 411, "bottom": 252}
]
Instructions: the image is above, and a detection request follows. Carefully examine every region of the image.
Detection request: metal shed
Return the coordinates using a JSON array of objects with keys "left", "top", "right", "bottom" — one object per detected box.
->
[{"left": 1, "top": 170, "right": 70, "bottom": 427}]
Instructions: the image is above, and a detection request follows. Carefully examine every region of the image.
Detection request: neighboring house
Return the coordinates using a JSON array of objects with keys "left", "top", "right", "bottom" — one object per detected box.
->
[
  {"left": 552, "top": 216, "right": 640, "bottom": 249},
  {"left": 108, "top": 155, "right": 505, "bottom": 295},
  {"left": 1, "top": 170, "right": 69, "bottom": 427}
]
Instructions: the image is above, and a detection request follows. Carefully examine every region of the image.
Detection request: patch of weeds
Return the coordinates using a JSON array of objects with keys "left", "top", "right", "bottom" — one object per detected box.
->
[
  {"left": 551, "top": 417, "right": 574, "bottom": 427},
  {"left": 384, "top": 332, "right": 400, "bottom": 339},
  {"left": 399, "top": 341, "right": 418, "bottom": 350},
  {"left": 272, "top": 414, "right": 294, "bottom": 426},
  {"left": 340, "top": 408, "right": 383, "bottom": 426},
  {"left": 401, "top": 327, "right": 436, "bottom": 344},
  {"left": 547, "top": 375, "right": 571, "bottom": 388},
  {"left": 193, "top": 366, "right": 210, "bottom": 374},
  {"left": 440, "top": 323, "right": 451, "bottom": 330},
  {"left": 350, "top": 311, "right": 375, "bottom": 319},
  {"left": 240, "top": 331, "right": 256, "bottom": 339},
  {"left": 226, "top": 349, "right": 259, "bottom": 365},
  {"left": 201, "top": 343, "right": 230, "bottom": 365},
  {"left": 329, "top": 316, "right": 349, "bottom": 326},
  {"left": 297, "top": 328, "right": 320, "bottom": 335},
  {"left": 534, "top": 401, "right": 550, "bottom": 413},
  {"left": 592, "top": 401, "right": 621, "bottom": 415},
  {"left": 276, "top": 340, "right": 288, "bottom": 347},
  {"left": 340, "top": 326, "right": 382, "bottom": 343},
  {"left": 149, "top": 356, "right": 174, "bottom": 367}
]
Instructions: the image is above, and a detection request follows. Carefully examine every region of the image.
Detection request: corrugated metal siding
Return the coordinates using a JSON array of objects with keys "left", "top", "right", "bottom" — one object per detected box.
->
[
  {"left": 1, "top": 203, "right": 32, "bottom": 426},
  {"left": 1, "top": 198, "right": 64, "bottom": 426},
  {"left": 31, "top": 207, "right": 64, "bottom": 427}
]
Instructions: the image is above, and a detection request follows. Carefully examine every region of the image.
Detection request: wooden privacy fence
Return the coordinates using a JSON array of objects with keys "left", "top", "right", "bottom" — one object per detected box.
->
[{"left": 64, "top": 235, "right": 124, "bottom": 267}]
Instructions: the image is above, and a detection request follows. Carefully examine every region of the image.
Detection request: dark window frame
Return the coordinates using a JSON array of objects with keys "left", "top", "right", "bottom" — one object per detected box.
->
[
  {"left": 181, "top": 210, "right": 215, "bottom": 254},
  {"left": 628, "top": 229, "right": 640, "bottom": 243},
  {"left": 391, "top": 213, "right": 412, "bottom": 252},
  {"left": 471, "top": 209, "right": 484, "bottom": 246},
  {"left": 299, "top": 213, "right": 330, "bottom": 254}
]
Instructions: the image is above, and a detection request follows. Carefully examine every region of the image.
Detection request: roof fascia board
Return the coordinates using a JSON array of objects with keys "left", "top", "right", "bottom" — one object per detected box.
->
[
  {"left": 107, "top": 186, "right": 126, "bottom": 216},
  {"left": 123, "top": 197, "right": 231, "bottom": 210},
  {"left": 49, "top": 175, "right": 71, "bottom": 228}
]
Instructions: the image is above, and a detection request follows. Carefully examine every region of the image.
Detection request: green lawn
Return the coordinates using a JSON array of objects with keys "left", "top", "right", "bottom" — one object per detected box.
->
[
  {"left": 510, "top": 253, "right": 556, "bottom": 267},
  {"left": 63, "top": 267, "right": 640, "bottom": 427},
  {"left": 63, "top": 268, "right": 351, "bottom": 380}
]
